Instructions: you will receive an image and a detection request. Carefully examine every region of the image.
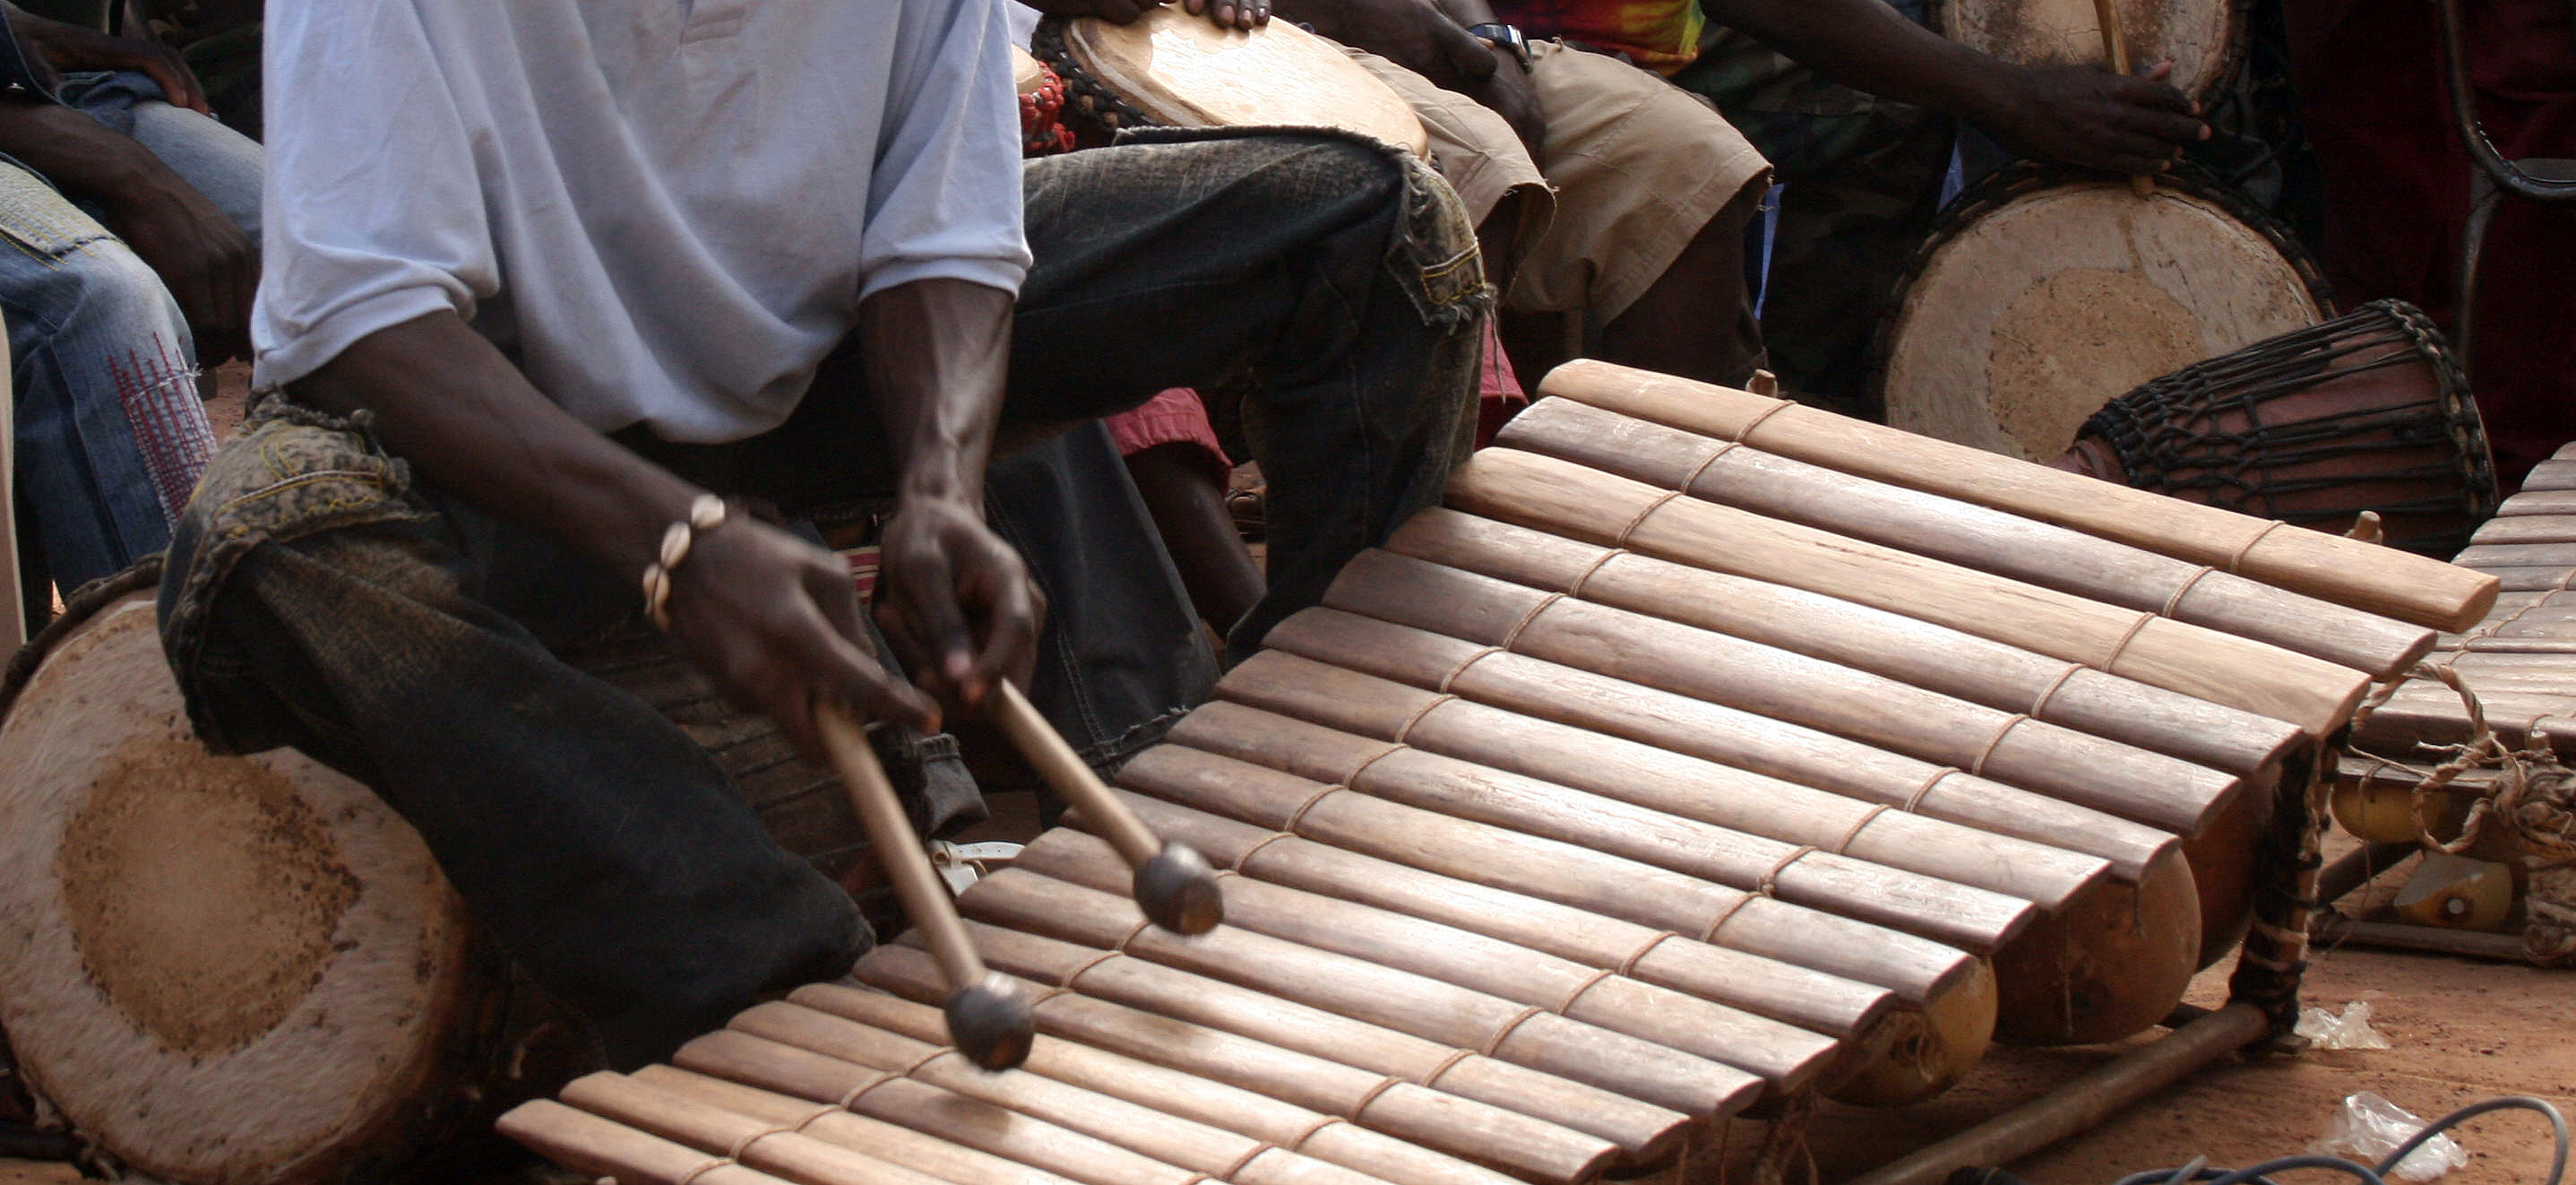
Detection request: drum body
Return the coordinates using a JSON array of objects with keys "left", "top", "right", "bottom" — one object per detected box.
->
[
  {"left": 1035, "top": 8, "right": 1429, "bottom": 154},
  {"left": 1013, "top": 46, "right": 1076, "bottom": 157},
  {"left": 2055, "top": 300, "right": 2499, "bottom": 558},
  {"left": 1876, "top": 168, "right": 2330, "bottom": 463},
  {"left": 1933, "top": 0, "right": 2244, "bottom": 102},
  {"left": 0, "top": 581, "right": 879, "bottom": 1185}
]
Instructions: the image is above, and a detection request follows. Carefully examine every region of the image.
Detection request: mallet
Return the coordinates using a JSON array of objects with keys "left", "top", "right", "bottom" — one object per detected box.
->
[
  {"left": 988, "top": 681, "right": 1226, "bottom": 935},
  {"left": 2090, "top": 0, "right": 2157, "bottom": 199},
  {"left": 815, "top": 704, "right": 1034, "bottom": 1070}
]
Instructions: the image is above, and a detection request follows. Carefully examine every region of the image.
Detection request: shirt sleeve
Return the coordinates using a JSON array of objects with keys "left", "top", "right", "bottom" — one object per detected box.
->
[
  {"left": 252, "top": 0, "right": 498, "bottom": 391},
  {"left": 857, "top": 0, "right": 1032, "bottom": 299}
]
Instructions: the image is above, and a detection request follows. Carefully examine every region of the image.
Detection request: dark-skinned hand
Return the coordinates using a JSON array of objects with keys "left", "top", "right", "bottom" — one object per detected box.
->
[
  {"left": 1982, "top": 60, "right": 2209, "bottom": 177},
  {"left": 870, "top": 492, "right": 1043, "bottom": 722},
  {"left": 1024, "top": 0, "right": 1269, "bottom": 30},
  {"left": 100, "top": 168, "right": 256, "bottom": 363},
  {"left": 4, "top": 6, "right": 211, "bottom": 114},
  {"left": 661, "top": 513, "right": 945, "bottom": 761}
]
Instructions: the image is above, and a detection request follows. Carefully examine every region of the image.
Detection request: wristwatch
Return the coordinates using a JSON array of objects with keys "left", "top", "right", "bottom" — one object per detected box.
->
[{"left": 1467, "top": 22, "right": 1531, "bottom": 71}]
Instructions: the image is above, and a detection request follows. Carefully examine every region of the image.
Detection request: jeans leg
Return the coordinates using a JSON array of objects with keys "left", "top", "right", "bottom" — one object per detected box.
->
[
  {"left": 0, "top": 160, "right": 211, "bottom": 589},
  {"left": 986, "top": 422, "right": 1217, "bottom": 774},
  {"left": 1011, "top": 130, "right": 1485, "bottom": 660},
  {"left": 160, "top": 405, "right": 863, "bottom": 1068},
  {"left": 56, "top": 71, "right": 262, "bottom": 238}
]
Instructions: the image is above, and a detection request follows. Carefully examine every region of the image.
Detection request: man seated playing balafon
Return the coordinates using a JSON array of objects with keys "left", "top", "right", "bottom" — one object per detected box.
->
[{"left": 162, "top": 0, "right": 1484, "bottom": 1066}]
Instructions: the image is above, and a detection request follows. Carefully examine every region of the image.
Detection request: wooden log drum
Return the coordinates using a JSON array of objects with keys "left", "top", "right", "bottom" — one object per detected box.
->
[{"left": 1874, "top": 165, "right": 2330, "bottom": 464}]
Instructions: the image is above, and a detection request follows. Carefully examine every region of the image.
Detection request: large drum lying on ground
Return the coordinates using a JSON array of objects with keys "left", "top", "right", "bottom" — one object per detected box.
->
[
  {"left": 0, "top": 570, "right": 883, "bottom": 1185},
  {"left": 1876, "top": 166, "right": 2329, "bottom": 461}
]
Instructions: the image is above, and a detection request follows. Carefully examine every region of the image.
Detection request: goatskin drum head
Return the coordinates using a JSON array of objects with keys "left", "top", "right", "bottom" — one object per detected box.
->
[
  {"left": 0, "top": 596, "right": 477, "bottom": 1185},
  {"left": 1012, "top": 45, "right": 1047, "bottom": 95},
  {"left": 1880, "top": 179, "right": 2322, "bottom": 462},
  {"left": 1934, "top": 0, "right": 2239, "bottom": 100},
  {"left": 1064, "top": 7, "right": 1429, "bottom": 154}
]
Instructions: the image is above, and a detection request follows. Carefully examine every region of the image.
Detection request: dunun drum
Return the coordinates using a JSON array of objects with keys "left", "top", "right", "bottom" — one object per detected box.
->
[
  {"left": 501, "top": 362, "right": 2493, "bottom": 1185},
  {"left": 0, "top": 571, "right": 883, "bottom": 1185},
  {"left": 2055, "top": 299, "right": 2500, "bottom": 558},
  {"left": 1032, "top": 8, "right": 1429, "bottom": 154},
  {"left": 1933, "top": 0, "right": 2244, "bottom": 103},
  {"left": 1875, "top": 166, "right": 2330, "bottom": 462}
]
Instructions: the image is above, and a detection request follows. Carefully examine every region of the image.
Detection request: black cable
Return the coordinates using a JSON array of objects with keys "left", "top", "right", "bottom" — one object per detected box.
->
[{"left": 1969, "top": 1094, "right": 2568, "bottom": 1185}]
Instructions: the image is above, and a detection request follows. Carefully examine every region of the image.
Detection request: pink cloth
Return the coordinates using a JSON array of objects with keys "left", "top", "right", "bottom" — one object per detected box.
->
[
  {"left": 1103, "top": 388, "right": 1231, "bottom": 479},
  {"left": 1098, "top": 316, "right": 1532, "bottom": 471}
]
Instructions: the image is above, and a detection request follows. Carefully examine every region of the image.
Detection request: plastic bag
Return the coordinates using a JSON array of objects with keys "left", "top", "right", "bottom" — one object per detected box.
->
[
  {"left": 2308, "top": 1092, "right": 2471, "bottom": 1183},
  {"left": 2295, "top": 999, "right": 2393, "bottom": 1051}
]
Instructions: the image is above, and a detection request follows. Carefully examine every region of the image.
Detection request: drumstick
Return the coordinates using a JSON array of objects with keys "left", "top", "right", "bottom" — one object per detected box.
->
[
  {"left": 814, "top": 703, "right": 1034, "bottom": 1070},
  {"left": 2089, "top": 0, "right": 2157, "bottom": 199},
  {"left": 987, "top": 680, "right": 1226, "bottom": 935}
]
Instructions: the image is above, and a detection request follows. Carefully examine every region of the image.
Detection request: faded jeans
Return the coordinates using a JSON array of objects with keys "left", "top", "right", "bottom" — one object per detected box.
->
[
  {"left": 4, "top": 71, "right": 259, "bottom": 592},
  {"left": 159, "top": 129, "right": 1486, "bottom": 1064}
]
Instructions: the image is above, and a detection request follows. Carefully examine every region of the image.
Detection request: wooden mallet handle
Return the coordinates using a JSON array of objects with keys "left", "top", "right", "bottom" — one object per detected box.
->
[
  {"left": 988, "top": 681, "right": 1225, "bottom": 935},
  {"left": 814, "top": 704, "right": 1032, "bottom": 1069},
  {"left": 2090, "top": 0, "right": 2157, "bottom": 199}
]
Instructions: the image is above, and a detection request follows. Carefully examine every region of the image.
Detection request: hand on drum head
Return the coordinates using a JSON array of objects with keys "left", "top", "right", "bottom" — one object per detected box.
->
[
  {"left": 1025, "top": 0, "right": 1269, "bottom": 29},
  {"left": 1181, "top": 0, "right": 1272, "bottom": 30},
  {"left": 1982, "top": 59, "right": 2210, "bottom": 177},
  {"left": 872, "top": 494, "right": 1045, "bottom": 722},
  {"left": 662, "top": 516, "right": 944, "bottom": 757}
]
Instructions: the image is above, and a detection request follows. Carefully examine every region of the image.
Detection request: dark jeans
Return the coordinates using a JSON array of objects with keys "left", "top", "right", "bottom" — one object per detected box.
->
[{"left": 157, "top": 130, "right": 1485, "bottom": 1065}]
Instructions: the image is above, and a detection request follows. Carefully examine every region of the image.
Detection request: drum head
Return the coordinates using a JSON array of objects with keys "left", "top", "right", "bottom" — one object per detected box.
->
[
  {"left": 1012, "top": 45, "right": 1047, "bottom": 96},
  {"left": 1934, "top": 0, "right": 2242, "bottom": 101},
  {"left": 1877, "top": 174, "right": 2325, "bottom": 462},
  {"left": 1060, "top": 8, "right": 1429, "bottom": 154},
  {"left": 0, "top": 593, "right": 479, "bottom": 1185}
]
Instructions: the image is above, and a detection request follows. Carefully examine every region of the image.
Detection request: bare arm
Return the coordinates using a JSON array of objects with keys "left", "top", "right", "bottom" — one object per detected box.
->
[
  {"left": 858, "top": 277, "right": 1040, "bottom": 715},
  {"left": 287, "top": 308, "right": 955, "bottom": 754},
  {"left": 0, "top": 95, "right": 254, "bottom": 359},
  {"left": 1704, "top": 0, "right": 2208, "bottom": 174}
]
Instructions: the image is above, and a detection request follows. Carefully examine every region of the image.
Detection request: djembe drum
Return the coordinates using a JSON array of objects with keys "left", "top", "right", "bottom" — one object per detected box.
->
[
  {"left": 2054, "top": 300, "right": 2500, "bottom": 558},
  {"left": 1875, "top": 166, "right": 2330, "bottom": 461},
  {"left": 1932, "top": 0, "right": 2244, "bottom": 103},
  {"left": 1032, "top": 7, "right": 1428, "bottom": 154},
  {"left": 0, "top": 567, "right": 888, "bottom": 1185},
  {"left": 499, "top": 360, "right": 2493, "bottom": 1185}
]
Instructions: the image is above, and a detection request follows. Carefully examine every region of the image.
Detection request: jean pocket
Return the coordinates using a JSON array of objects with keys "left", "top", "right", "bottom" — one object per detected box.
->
[{"left": 159, "top": 397, "right": 431, "bottom": 750}]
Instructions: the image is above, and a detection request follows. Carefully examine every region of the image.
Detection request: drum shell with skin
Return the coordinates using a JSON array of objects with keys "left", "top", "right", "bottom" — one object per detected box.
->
[
  {"left": 2055, "top": 300, "right": 2500, "bottom": 558},
  {"left": 1874, "top": 167, "right": 2331, "bottom": 463},
  {"left": 1933, "top": 0, "right": 2245, "bottom": 103},
  {"left": 0, "top": 576, "right": 883, "bottom": 1185},
  {"left": 1034, "top": 8, "right": 1429, "bottom": 155}
]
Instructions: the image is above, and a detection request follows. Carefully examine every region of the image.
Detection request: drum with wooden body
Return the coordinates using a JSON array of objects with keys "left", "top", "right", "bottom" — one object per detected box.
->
[
  {"left": 2054, "top": 300, "right": 2499, "bottom": 558},
  {"left": 1933, "top": 0, "right": 2243, "bottom": 103},
  {"left": 1033, "top": 8, "right": 1428, "bottom": 154},
  {"left": 502, "top": 361, "right": 2479, "bottom": 1185},
  {"left": 1875, "top": 166, "right": 2330, "bottom": 462},
  {"left": 0, "top": 571, "right": 882, "bottom": 1185},
  {"left": 1015, "top": 46, "right": 1077, "bottom": 157}
]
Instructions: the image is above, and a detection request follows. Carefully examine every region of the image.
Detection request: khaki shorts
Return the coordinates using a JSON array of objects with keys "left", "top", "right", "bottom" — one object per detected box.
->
[{"left": 1352, "top": 41, "right": 1770, "bottom": 320}]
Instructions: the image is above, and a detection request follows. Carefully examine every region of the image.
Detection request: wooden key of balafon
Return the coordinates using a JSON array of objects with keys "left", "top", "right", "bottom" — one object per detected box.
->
[
  {"left": 988, "top": 680, "right": 1225, "bottom": 935},
  {"left": 814, "top": 704, "right": 1033, "bottom": 1069}
]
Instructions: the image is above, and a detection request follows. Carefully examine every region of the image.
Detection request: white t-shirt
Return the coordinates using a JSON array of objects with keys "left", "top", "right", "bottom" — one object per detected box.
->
[{"left": 254, "top": 0, "right": 1033, "bottom": 443}]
